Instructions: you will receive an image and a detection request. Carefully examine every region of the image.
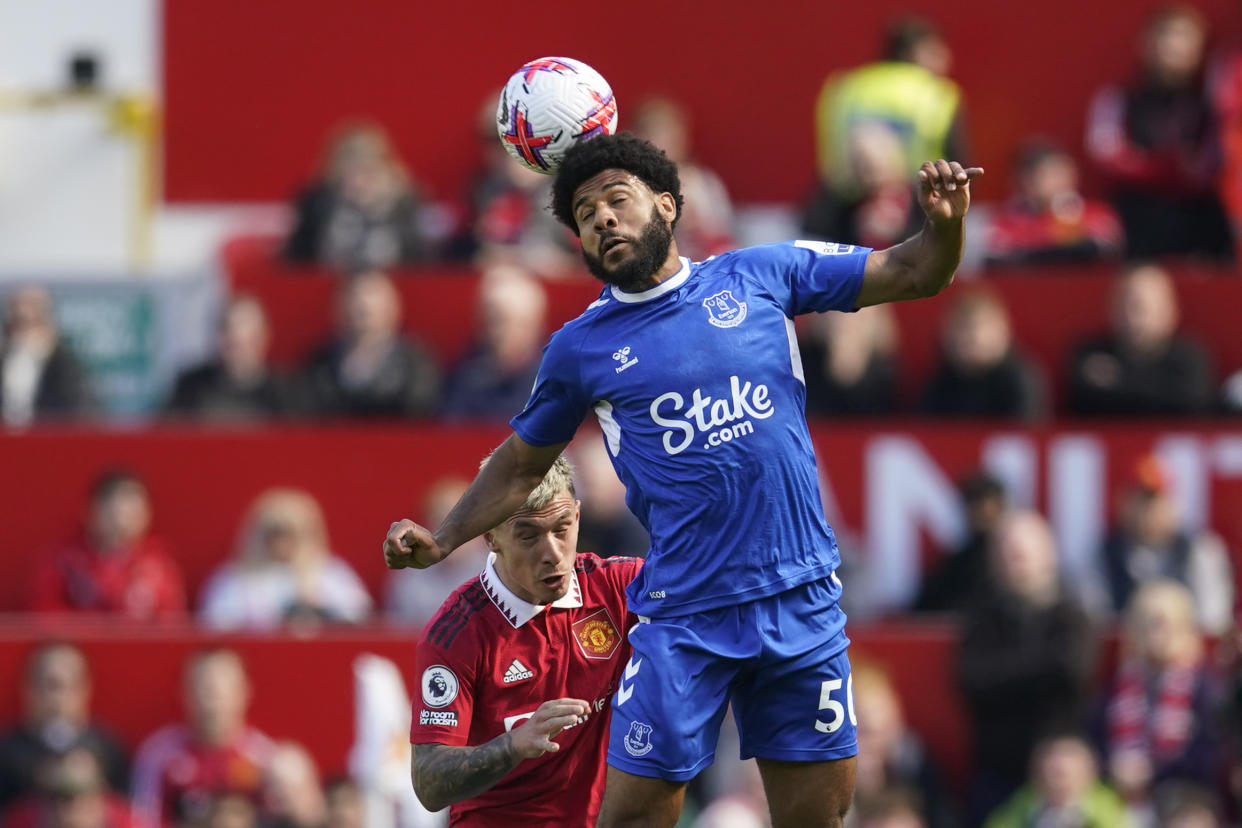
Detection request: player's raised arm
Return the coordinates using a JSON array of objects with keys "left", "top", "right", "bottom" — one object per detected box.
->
[
  {"left": 411, "top": 698, "right": 592, "bottom": 812},
  {"left": 383, "top": 433, "right": 568, "bottom": 569},
  {"left": 855, "top": 159, "right": 984, "bottom": 308}
]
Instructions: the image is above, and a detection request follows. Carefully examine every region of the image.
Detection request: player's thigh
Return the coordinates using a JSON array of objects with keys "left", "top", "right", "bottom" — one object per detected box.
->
[
  {"left": 756, "top": 755, "right": 856, "bottom": 828},
  {"left": 595, "top": 765, "right": 687, "bottom": 828},
  {"left": 731, "top": 603, "right": 857, "bottom": 766},
  {"left": 607, "top": 617, "right": 737, "bottom": 782}
]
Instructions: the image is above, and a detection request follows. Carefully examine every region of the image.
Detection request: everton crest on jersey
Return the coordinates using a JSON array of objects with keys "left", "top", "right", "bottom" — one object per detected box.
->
[{"left": 511, "top": 241, "right": 871, "bottom": 618}]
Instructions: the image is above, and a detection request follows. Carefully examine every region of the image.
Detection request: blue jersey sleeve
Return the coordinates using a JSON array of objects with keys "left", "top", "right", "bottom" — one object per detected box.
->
[
  {"left": 509, "top": 328, "right": 589, "bottom": 446},
  {"left": 741, "top": 240, "right": 871, "bottom": 316}
]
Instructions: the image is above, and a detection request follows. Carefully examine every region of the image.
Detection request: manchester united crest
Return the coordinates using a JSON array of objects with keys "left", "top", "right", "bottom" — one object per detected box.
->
[{"left": 572, "top": 609, "right": 621, "bottom": 660}]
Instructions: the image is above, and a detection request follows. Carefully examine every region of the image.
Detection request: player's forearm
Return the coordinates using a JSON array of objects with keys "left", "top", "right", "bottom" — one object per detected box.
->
[
  {"left": 897, "top": 217, "right": 963, "bottom": 298},
  {"left": 858, "top": 217, "right": 964, "bottom": 307},
  {"left": 411, "top": 736, "right": 524, "bottom": 812},
  {"left": 432, "top": 433, "right": 562, "bottom": 554}
]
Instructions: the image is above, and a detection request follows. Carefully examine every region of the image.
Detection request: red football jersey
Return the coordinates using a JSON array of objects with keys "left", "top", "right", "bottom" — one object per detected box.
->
[
  {"left": 410, "top": 552, "right": 642, "bottom": 827},
  {"left": 130, "top": 724, "right": 273, "bottom": 828}
]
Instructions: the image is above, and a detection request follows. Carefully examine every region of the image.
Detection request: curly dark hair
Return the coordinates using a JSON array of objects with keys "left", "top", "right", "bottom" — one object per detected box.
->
[{"left": 550, "top": 132, "right": 684, "bottom": 235}]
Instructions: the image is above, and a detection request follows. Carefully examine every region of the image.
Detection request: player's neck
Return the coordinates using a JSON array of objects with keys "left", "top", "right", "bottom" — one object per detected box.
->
[
  {"left": 624, "top": 242, "right": 683, "bottom": 293},
  {"left": 651, "top": 241, "right": 683, "bottom": 285}
]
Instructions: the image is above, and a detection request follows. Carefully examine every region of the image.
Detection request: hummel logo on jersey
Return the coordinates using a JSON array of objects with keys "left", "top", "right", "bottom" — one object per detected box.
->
[
  {"left": 503, "top": 659, "right": 535, "bottom": 684},
  {"left": 612, "top": 346, "right": 638, "bottom": 373}
]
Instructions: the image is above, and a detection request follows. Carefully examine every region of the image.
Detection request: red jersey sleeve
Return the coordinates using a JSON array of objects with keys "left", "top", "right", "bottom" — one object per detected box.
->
[{"left": 410, "top": 622, "right": 477, "bottom": 747}]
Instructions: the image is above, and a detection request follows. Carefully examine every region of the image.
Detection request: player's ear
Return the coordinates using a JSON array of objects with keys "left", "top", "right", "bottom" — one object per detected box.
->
[
  {"left": 482, "top": 531, "right": 497, "bottom": 552},
  {"left": 656, "top": 192, "right": 676, "bottom": 223}
]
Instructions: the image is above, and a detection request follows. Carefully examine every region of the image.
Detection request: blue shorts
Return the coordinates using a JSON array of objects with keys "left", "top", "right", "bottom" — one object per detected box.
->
[{"left": 606, "top": 575, "right": 857, "bottom": 781}]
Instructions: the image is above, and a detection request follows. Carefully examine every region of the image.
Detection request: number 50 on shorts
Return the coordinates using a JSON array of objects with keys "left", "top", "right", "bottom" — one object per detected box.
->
[{"left": 815, "top": 673, "right": 856, "bottom": 734}]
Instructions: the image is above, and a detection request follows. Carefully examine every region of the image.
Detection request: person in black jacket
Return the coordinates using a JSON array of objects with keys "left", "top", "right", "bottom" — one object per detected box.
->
[
  {"left": 957, "top": 510, "right": 1096, "bottom": 827},
  {"left": 921, "top": 288, "right": 1046, "bottom": 421},
  {"left": 301, "top": 271, "right": 439, "bottom": 418},
  {"left": 0, "top": 286, "right": 94, "bottom": 426},
  {"left": 166, "top": 295, "right": 295, "bottom": 420},
  {"left": 284, "top": 122, "right": 431, "bottom": 271},
  {"left": 0, "top": 644, "right": 127, "bottom": 808},
  {"left": 1068, "top": 263, "right": 1214, "bottom": 417}
]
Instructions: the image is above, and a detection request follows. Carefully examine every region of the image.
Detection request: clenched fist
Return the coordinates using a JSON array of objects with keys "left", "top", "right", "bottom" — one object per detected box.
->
[{"left": 383, "top": 519, "right": 448, "bottom": 570}]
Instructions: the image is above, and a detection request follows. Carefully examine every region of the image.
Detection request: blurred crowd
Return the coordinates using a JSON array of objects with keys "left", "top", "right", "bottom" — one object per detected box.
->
[
  {"left": 0, "top": 643, "right": 369, "bottom": 828},
  {"left": 6, "top": 5, "right": 1242, "bottom": 828}
]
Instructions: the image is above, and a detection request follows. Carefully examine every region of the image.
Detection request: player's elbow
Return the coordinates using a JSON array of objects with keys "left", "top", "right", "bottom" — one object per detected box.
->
[
  {"left": 411, "top": 776, "right": 448, "bottom": 813},
  {"left": 410, "top": 758, "right": 448, "bottom": 813},
  {"left": 414, "top": 786, "right": 447, "bottom": 814}
]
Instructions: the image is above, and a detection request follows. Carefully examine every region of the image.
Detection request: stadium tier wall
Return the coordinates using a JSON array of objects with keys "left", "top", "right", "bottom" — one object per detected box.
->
[{"left": 163, "top": 0, "right": 1242, "bottom": 204}]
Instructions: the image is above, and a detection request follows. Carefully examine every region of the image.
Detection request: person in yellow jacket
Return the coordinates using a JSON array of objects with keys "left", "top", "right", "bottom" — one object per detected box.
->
[
  {"left": 814, "top": 17, "right": 968, "bottom": 199},
  {"left": 984, "top": 734, "right": 1133, "bottom": 828}
]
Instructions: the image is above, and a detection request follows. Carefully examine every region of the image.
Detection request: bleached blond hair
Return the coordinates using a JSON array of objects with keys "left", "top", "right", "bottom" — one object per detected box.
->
[{"left": 479, "top": 453, "right": 576, "bottom": 517}]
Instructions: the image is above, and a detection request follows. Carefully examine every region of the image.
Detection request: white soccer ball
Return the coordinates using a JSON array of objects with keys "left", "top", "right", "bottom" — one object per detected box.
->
[{"left": 496, "top": 56, "right": 618, "bottom": 175}]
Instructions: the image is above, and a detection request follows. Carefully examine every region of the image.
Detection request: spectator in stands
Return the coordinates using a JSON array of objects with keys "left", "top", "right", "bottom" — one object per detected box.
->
[
  {"left": 385, "top": 476, "right": 490, "bottom": 628},
  {"left": 1222, "top": 367, "right": 1242, "bottom": 414},
  {"left": 984, "top": 138, "right": 1124, "bottom": 267},
  {"left": 200, "top": 793, "right": 259, "bottom": 828},
  {"left": 691, "top": 752, "right": 768, "bottom": 828},
  {"left": 814, "top": 16, "right": 966, "bottom": 199},
  {"left": 301, "top": 271, "right": 440, "bottom": 418},
  {"left": 451, "top": 95, "right": 579, "bottom": 277},
  {"left": 0, "top": 286, "right": 94, "bottom": 426},
  {"left": 920, "top": 288, "right": 1047, "bottom": 421},
  {"left": 798, "top": 304, "right": 899, "bottom": 417},
  {"left": 440, "top": 265, "right": 546, "bottom": 421},
  {"left": 1154, "top": 784, "right": 1224, "bottom": 828},
  {"left": 1086, "top": 5, "right": 1233, "bottom": 260},
  {"left": 572, "top": 434, "right": 650, "bottom": 560},
  {"left": 323, "top": 777, "right": 363, "bottom": 828},
  {"left": 915, "top": 472, "right": 1008, "bottom": 614},
  {"left": 631, "top": 96, "right": 735, "bottom": 261},
  {"left": 165, "top": 295, "right": 294, "bottom": 421},
  {"left": 262, "top": 742, "right": 326, "bottom": 828},
  {"left": 199, "top": 488, "right": 372, "bottom": 631},
  {"left": 2, "top": 746, "right": 135, "bottom": 828},
  {"left": 0, "top": 644, "right": 127, "bottom": 809},
  {"left": 31, "top": 469, "right": 186, "bottom": 619},
  {"left": 983, "top": 733, "right": 1128, "bottom": 828},
  {"left": 853, "top": 790, "right": 929, "bottom": 828},
  {"left": 852, "top": 661, "right": 955, "bottom": 828},
  {"left": 284, "top": 122, "right": 431, "bottom": 271},
  {"left": 1068, "top": 263, "right": 1214, "bottom": 417},
  {"left": 131, "top": 649, "right": 274, "bottom": 828},
  {"left": 1101, "top": 580, "right": 1222, "bottom": 813},
  {"left": 958, "top": 511, "right": 1096, "bottom": 825},
  {"left": 1100, "top": 453, "right": 1233, "bottom": 634},
  {"left": 803, "top": 121, "right": 924, "bottom": 251}
]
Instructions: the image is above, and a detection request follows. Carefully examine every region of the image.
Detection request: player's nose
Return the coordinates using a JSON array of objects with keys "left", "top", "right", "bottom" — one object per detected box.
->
[{"left": 593, "top": 205, "right": 617, "bottom": 231}]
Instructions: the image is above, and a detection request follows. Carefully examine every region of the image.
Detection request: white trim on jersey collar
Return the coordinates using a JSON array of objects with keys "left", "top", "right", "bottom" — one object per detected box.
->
[
  {"left": 478, "top": 552, "right": 583, "bottom": 629},
  {"left": 609, "top": 257, "right": 691, "bottom": 304}
]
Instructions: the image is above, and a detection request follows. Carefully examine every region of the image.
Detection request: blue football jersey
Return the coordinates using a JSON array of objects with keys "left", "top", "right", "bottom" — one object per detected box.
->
[{"left": 510, "top": 241, "right": 870, "bottom": 617}]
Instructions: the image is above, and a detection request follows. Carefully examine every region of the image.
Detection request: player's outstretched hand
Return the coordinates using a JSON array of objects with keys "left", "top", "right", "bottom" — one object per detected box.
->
[
  {"left": 383, "top": 519, "right": 446, "bottom": 570},
  {"left": 917, "top": 160, "right": 984, "bottom": 226},
  {"left": 509, "top": 698, "right": 593, "bottom": 759}
]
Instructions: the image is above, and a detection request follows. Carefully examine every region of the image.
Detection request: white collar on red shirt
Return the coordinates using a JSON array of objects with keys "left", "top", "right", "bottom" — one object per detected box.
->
[{"left": 479, "top": 552, "right": 583, "bottom": 628}]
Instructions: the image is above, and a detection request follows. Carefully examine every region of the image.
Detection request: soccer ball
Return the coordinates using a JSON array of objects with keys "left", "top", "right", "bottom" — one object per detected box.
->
[{"left": 496, "top": 56, "right": 618, "bottom": 175}]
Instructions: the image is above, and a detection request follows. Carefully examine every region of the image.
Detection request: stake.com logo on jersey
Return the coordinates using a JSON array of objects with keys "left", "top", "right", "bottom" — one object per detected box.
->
[{"left": 649, "top": 374, "right": 773, "bottom": 454}]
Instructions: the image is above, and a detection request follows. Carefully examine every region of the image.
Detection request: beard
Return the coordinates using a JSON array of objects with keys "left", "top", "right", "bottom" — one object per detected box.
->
[{"left": 582, "top": 205, "right": 674, "bottom": 293}]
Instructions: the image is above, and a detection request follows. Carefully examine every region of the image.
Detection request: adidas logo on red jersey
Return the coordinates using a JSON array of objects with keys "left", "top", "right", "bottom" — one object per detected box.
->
[{"left": 503, "top": 659, "right": 535, "bottom": 684}]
